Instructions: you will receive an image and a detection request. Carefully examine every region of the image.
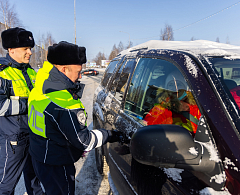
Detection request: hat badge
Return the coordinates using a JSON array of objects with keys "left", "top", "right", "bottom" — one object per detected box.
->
[{"left": 29, "top": 36, "right": 32, "bottom": 40}]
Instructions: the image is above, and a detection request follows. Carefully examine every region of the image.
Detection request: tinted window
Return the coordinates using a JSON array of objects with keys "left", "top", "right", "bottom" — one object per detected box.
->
[
  {"left": 109, "top": 60, "right": 127, "bottom": 94},
  {"left": 111, "top": 59, "right": 135, "bottom": 102},
  {"left": 124, "top": 58, "right": 201, "bottom": 135},
  {"left": 209, "top": 58, "right": 240, "bottom": 106},
  {"left": 101, "top": 61, "right": 119, "bottom": 87}
]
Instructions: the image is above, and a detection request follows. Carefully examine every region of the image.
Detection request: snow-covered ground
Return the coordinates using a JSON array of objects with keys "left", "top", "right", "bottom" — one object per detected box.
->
[{"left": 15, "top": 71, "right": 116, "bottom": 195}]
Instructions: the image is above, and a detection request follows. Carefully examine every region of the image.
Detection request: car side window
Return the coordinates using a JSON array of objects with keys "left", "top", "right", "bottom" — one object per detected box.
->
[
  {"left": 210, "top": 58, "right": 240, "bottom": 111},
  {"left": 101, "top": 60, "right": 119, "bottom": 87},
  {"left": 111, "top": 59, "right": 135, "bottom": 102},
  {"left": 109, "top": 60, "right": 127, "bottom": 94},
  {"left": 124, "top": 57, "right": 201, "bottom": 136}
]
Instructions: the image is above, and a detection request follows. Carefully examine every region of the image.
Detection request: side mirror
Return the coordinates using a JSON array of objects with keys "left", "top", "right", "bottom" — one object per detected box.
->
[{"left": 130, "top": 125, "right": 215, "bottom": 173}]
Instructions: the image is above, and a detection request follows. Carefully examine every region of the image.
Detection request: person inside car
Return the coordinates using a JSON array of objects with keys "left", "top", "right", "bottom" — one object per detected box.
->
[
  {"left": 143, "top": 66, "right": 166, "bottom": 111},
  {"left": 143, "top": 69, "right": 201, "bottom": 136}
]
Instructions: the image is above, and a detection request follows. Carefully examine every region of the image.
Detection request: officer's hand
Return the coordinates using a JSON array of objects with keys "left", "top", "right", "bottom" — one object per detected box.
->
[
  {"left": 74, "top": 81, "right": 85, "bottom": 99},
  {"left": 108, "top": 130, "right": 124, "bottom": 143}
]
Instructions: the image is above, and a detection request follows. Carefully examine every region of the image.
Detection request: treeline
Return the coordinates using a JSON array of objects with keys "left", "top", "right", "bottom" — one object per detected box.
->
[
  {"left": 93, "top": 41, "right": 133, "bottom": 65},
  {"left": 94, "top": 23, "right": 231, "bottom": 64}
]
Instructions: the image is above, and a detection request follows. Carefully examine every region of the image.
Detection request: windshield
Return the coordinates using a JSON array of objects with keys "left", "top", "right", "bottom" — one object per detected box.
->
[{"left": 208, "top": 57, "right": 240, "bottom": 111}]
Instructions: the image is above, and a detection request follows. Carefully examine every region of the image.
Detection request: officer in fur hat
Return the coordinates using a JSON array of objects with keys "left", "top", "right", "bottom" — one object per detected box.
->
[
  {"left": 28, "top": 41, "right": 123, "bottom": 195},
  {"left": 0, "top": 27, "right": 43, "bottom": 194}
]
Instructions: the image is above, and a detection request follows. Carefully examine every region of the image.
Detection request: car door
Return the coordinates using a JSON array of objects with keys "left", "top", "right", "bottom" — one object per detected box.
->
[
  {"left": 110, "top": 52, "right": 226, "bottom": 194},
  {"left": 105, "top": 58, "right": 138, "bottom": 194},
  {"left": 93, "top": 60, "right": 121, "bottom": 128},
  {"left": 122, "top": 56, "right": 193, "bottom": 194}
]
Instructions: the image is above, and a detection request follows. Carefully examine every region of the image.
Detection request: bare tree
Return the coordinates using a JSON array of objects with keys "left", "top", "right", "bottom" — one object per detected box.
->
[
  {"left": 108, "top": 41, "right": 134, "bottom": 61},
  {"left": 93, "top": 52, "right": 106, "bottom": 66},
  {"left": 126, "top": 41, "right": 133, "bottom": 49},
  {"left": 30, "top": 31, "right": 55, "bottom": 69},
  {"left": 0, "top": 24, "right": 6, "bottom": 56},
  {"left": 160, "top": 24, "right": 174, "bottom": 41},
  {"left": 35, "top": 31, "right": 55, "bottom": 64},
  {"left": 190, "top": 37, "right": 196, "bottom": 41},
  {"left": 45, "top": 32, "right": 55, "bottom": 48},
  {"left": 117, "top": 41, "right": 124, "bottom": 53},
  {"left": 216, "top": 37, "right": 220, "bottom": 43},
  {"left": 0, "top": 0, "right": 22, "bottom": 29},
  {"left": 0, "top": 0, "right": 22, "bottom": 57},
  {"left": 109, "top": 44, "right": 118, "bottom": 60},
  {"left": 226, "top": 36, "right": 230, "bottom": 44}
]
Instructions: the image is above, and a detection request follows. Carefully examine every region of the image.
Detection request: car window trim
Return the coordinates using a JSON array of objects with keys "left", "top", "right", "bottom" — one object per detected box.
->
[
  {"left": 114, "top": 57, "right": 138, "bottom": 109},
  {"left": 101, "top": 60, "right": 120, "bottom": 88},
  {"left": 103, "top": 57, "right": 128, "bottom": 91},
  {"left": 107, "top": 58, "right": 127, "bottom": 92}
]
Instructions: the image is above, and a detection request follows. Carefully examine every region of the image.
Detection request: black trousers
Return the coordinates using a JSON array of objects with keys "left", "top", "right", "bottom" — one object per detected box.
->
[
  {"left": 0, "top": 135, "right": 43, "bottom": 195},
  {"left": 32, "top": 157, "right": 76, "bottom": 195}
]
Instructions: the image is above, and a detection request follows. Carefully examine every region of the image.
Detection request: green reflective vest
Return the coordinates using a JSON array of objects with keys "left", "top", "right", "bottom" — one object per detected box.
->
[
  {"left": 0, "top": 65, "right": 36, "bottom": 97},
  {"left": 28, "top": 62, "right": 86, "bottom": 138},
  {"left": 34, "top": 61, "right": 53, "bottom": 94}
]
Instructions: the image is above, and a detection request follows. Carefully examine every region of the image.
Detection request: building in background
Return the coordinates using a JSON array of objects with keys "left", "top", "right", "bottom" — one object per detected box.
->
[{"left": 101, "top": 60, "right": 110, "bottom": 68}]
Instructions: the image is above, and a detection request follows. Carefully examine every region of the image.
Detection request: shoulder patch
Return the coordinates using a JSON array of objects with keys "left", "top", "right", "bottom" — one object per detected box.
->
[
  {"left": 0, "top": 64, "right": 8, "bottom": 71},
  {"left": 77, "top": 110, "right": 87, "bottom": 126}
]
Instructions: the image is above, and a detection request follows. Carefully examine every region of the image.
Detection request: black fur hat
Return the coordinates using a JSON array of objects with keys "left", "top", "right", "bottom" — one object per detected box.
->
[
  {"left": 47, "top": 41, "right": 87, "bottom": 65},
  {"left": 1, "top": 27, "right": 35, "bottom": 50}
]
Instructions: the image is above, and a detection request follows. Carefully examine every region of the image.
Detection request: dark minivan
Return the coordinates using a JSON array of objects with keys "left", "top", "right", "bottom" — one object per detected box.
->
[{"left": 93, "top": 40, "right": 240, "bottom": 195}]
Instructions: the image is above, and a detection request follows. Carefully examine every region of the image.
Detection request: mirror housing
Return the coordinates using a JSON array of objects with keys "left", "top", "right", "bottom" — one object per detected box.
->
[{"left": 130, "top": 125, "right": 215, "bottom": 173}]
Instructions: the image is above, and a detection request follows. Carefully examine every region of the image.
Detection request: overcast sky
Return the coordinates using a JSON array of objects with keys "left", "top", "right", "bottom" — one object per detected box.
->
[{"left": 10, "top": 0, "right": 240, "bottom": 61}]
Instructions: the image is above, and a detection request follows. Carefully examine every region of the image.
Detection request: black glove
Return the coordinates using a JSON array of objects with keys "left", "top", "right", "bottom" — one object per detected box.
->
[
  {"left": 108, "top": 130, "right": 124, "bottom": 143},
  {"left": 0, "top": 77, "right": 11, "bottom": 98},
  {"left": 74, "top": 81, "right": 85, "bottom": 99}
]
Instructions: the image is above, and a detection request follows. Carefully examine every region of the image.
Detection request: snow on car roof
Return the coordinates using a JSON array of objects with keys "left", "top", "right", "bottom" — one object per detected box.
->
[{"left": 120, "top": 40, "right": 240, "bottom": 59}]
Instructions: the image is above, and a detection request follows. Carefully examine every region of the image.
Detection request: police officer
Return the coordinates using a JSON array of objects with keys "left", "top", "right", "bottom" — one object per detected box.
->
[
  {"left": 0, "top": 28, "right": 43, "bottom": 194},
  {"left": 28, "top": 41, "right": 123, "bottom": 195}
]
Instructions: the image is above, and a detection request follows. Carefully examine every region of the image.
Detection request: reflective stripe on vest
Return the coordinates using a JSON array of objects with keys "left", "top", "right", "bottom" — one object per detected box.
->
[
  {"left": 34, "top": 61, "right": 53, "bottom": 94},
  {"left": 28, "top": 88, "right": 50, "bottom": 138},
  {"left": 28, "top": 88, "right": 87, "bottom": 138},
  {"left": 0, "top": 65, "right": 36, "bottom": 97},
  {"left": 45, "top": 90, "right": 87, "bottom": 127}
]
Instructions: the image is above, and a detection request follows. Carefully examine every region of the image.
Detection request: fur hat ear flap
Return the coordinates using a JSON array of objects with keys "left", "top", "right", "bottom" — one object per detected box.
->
[
  {"left": 1, "top": 27, "right": 35, "bottom": 50},
  {"left": 47, "top": 41, "right": 86, "bottom": 65},
  {"left": 78, "top": 47, "right": 87, "bottom": 65}
]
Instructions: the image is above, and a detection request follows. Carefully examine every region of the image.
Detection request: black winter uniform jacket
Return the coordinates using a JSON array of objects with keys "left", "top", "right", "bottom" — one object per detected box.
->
[
  {"left": 28, "top": 62, "right": 111, "bottom": 165},
  {"left": 0, "top": 54, "right": 35, "bottom": 139}
]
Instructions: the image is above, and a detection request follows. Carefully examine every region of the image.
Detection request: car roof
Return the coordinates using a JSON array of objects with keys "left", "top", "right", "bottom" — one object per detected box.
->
[{"left": 118, "top": 40, "right": 240, "bottom": 59}]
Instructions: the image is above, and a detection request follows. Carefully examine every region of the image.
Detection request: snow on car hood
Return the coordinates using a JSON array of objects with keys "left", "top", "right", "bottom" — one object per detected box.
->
[{"left": 120, "top": 40, "right": 240, "bottom": 58}]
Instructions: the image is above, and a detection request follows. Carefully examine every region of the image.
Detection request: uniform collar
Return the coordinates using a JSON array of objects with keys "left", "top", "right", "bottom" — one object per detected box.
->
[
  {"left": 42, "top": 66, "right": 79, "bottom": 94},
  {"left": 6, "top": 53, "right": 29, "bottom": 70}
]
